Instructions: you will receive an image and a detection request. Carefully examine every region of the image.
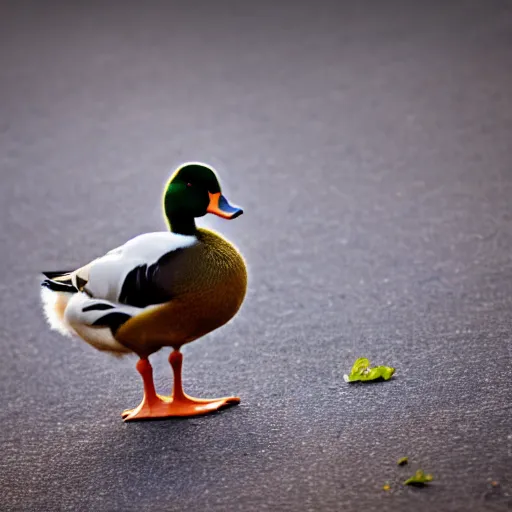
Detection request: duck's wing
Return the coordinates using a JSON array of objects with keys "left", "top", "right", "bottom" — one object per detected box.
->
[{"left": 78, "top": 232, "right": 198, "bottom": 307}]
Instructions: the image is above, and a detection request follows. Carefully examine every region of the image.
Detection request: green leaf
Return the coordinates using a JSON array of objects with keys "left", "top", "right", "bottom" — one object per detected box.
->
[
  {"left": 404, "top": 469, "right": 433, "bottom": 486},
  {"left": 343, "top": 357, "right": 395, "bottom": 383},
  {"left": 397, "top": 457, "right": 408, "bottom": 466},
  {"left": 352, "top": 357, "right": 370, "bottom": 375}
]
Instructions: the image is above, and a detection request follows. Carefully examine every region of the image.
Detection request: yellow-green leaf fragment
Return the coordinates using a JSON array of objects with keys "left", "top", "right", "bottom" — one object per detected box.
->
[
  {"left": 404, "top": 469, "right": 433, "bottom": 486},
  {"left": 352, "top": 357, "right": 370, "bottom": 374},
  {"left": 343, "top": 357, "right": 395, "bottom": 383},
  {"left": 397, "top": 457, "right": 408, "bottom": 466}
]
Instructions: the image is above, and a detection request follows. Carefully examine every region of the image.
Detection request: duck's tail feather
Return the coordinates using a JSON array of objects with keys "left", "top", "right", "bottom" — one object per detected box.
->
[
  {"left": 41, "top": 278, "right": 77, "bottom": 293},
  {"left": 42, "top": 270, "right": 75, "bottom": 279},
  {"left": 40, "top": 286, "right": 75, "bottom": 337}
]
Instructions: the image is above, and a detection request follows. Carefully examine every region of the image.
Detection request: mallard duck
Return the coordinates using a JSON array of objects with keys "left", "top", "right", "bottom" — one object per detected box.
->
[{"left": 40, "top": 163, "right": 247, "bottom": 421}]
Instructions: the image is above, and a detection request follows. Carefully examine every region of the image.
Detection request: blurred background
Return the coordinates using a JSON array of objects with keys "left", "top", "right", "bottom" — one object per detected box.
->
[{"left": 1, "top": 1, "right": 511, "bottom": 511}]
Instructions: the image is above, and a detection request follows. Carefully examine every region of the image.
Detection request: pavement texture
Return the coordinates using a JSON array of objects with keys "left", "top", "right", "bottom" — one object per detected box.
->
[{"left": 1, "top": 1, "right": 511, "bottom": 511}]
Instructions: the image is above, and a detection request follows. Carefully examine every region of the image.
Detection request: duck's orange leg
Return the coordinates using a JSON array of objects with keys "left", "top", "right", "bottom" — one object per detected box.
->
[
  {"left": 121, "top": 358, "right": 170, "bottom": 421},
  {"left": 122, "top": 351, "right": 240, "bottom": 421},
  {"left": 164, "top": 350, "right": 240, "bottom": 416}
]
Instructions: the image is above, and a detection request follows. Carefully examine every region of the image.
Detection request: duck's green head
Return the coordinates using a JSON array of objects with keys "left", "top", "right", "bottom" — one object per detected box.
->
[{"left": 163, "top": 162, "right": 243, "bottom": 235}]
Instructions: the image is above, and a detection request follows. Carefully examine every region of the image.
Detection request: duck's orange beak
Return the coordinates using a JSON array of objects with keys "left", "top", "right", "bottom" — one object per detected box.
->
[{"left": 207, "top": 192, "right": 243, "bottom": 219}]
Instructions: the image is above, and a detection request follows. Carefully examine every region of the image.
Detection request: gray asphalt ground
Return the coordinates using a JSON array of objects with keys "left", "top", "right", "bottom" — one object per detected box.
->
[{"left": 1, "top": 1, "right": 511, "bottom": 511}]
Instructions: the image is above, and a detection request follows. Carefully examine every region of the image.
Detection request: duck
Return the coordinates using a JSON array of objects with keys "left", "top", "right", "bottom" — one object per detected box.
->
[{"left": 40, "top": 162, "right": 247, "bottom": 421}]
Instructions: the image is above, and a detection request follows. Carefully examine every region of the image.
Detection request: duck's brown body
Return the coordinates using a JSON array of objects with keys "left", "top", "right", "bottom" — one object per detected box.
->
[{"left": 115, "top": 228, "right": 247, "bottom": 357}]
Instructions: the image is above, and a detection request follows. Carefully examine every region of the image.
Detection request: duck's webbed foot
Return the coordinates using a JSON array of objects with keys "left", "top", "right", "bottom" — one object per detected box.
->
[
  {"left": 157, "top": 350, "right": 240, "bottom": 416},
  {"left": 122, "top": 351, "right": 240, "bottom": 421}
]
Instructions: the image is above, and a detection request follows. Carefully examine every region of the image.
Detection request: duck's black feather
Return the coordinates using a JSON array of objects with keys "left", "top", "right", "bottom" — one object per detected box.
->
[
  {"left": 82, "top": 303, "right": 115, "bottom": 312},
  {"left": 42, "top": 270, "right": 74, "bottom": 279},
  {"left": 41, "top": 279, "right": 77, "bottom": 293},
  {"left": 92, "top": 311, "right": 132, "bottom": 335},
  {"left": 118, "top": 252, "right": 177, "bottom": 307}
]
